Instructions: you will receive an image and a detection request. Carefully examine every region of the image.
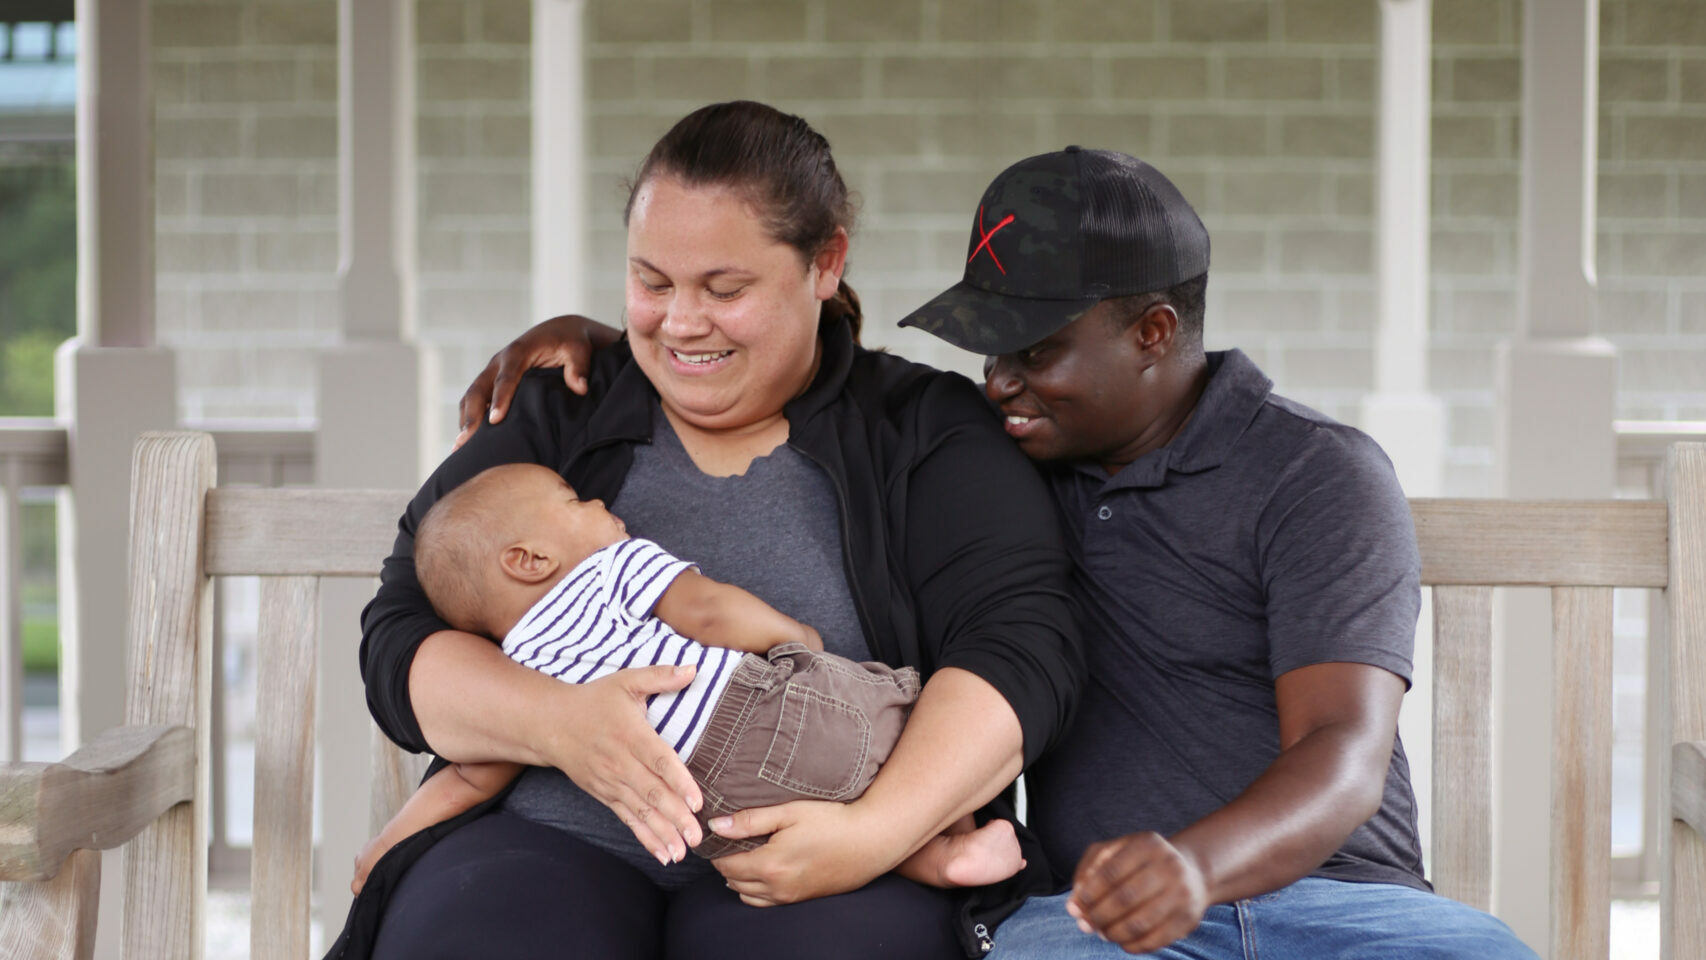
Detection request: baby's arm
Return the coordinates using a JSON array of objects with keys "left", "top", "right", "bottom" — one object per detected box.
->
[
  {"left": 652, "top": 570, "right": 822, "bottom": 654},
  {"left": 351, "top": 760, "right": 523, "bottom": 895}
]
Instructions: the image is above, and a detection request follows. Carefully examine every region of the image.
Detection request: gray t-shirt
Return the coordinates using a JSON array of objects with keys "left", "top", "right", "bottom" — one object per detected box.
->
[
  {"left": 503, "top": 402, "right": 867, "bottom": 888},
  {"left": 1026, "top": 349, "right": 1428, "bottom": 892}
]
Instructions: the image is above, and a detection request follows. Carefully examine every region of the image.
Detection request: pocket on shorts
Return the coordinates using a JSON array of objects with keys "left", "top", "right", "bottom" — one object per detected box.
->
[{"left": 756, "top": 684, "right": 871, "bottom": 801}]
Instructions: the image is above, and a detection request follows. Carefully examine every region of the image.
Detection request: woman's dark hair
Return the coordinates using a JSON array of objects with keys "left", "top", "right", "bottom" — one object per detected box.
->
[{"left": 625, "top": 101, "right": 863, "bottom": 340}]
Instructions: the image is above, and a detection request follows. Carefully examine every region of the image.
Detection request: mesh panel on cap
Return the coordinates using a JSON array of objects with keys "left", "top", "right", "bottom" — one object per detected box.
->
[{"left": 1079, "top": 150, "right": 1209, "bottom": 296}]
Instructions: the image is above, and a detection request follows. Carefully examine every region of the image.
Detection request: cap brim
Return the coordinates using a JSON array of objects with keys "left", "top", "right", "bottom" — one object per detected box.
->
[{"left": 898, "top": 280, "right": 1101, "bottom": 356}]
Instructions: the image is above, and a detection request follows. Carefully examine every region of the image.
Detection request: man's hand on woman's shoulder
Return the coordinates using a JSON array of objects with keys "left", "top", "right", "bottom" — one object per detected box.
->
[{"left": 455, "top": 314, "right": 624, "bottom": 449}]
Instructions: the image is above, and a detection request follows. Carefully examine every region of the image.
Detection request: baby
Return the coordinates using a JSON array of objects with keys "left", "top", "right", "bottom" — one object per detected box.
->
[{"left": 352, "top": 461, "right": 1024, "bottom": 895}]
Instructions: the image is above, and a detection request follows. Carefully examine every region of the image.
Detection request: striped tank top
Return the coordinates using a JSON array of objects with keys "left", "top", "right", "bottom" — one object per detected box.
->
[{"left": 501, "top": 537, "right": 744, "bottom": 760}]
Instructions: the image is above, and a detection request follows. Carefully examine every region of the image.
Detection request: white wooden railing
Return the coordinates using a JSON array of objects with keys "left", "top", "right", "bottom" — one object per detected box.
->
[
  {"left": 0, "top": 419, "right": 69, "bottom": 763},
  {"left": 0, "top": 419, "right": 315, "bottom": 885}
]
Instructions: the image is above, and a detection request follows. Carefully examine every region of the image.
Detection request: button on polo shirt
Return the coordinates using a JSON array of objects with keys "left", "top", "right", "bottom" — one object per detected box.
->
[{"left": 1026, "top": 349, "right": 1430, "bottom": 894}]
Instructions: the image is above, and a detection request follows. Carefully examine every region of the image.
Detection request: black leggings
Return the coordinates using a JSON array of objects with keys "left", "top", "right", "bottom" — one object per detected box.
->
[{"left": 370, "top": 811, "right": 963, "bottom": 960}]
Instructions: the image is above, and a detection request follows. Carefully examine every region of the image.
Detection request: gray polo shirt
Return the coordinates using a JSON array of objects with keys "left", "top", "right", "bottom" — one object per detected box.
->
[{"left": 1026, "top": 349, "right": 1428, "bottom": 892}]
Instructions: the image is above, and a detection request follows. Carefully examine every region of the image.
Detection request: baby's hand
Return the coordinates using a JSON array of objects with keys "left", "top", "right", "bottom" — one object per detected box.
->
[{"left": 796, "top": 625, "right": 824, "bottom": 652}]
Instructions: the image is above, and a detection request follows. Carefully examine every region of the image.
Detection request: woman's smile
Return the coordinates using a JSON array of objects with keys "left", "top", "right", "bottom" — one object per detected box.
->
[{"left": 666, "top": 347, "right": 736, "bottom": 373}]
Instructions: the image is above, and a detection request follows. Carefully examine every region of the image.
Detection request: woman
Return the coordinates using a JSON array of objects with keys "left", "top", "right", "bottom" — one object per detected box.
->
[{"left": 347, "top": 101, "right": 1080, "bottom": 959}]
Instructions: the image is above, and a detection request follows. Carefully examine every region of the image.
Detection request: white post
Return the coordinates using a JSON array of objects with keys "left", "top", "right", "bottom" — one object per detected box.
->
[
  {"left": 63, "top": 4, "right": 178, "bottom": 957},
  {"left": 1360, "top": 0, "right": 1446, "bottom": 878},
  {"left": 0, "top": 463, "right": 21, "bottom": 763},
  {"left": 1493, "top": 0, "right": 1614, "bottom": 951},
  {"left": 533, "top": 0, "right": 588, "bottom": 321},
  {"left": 316, "top": 0, "right": 427, "bottom": 934}
]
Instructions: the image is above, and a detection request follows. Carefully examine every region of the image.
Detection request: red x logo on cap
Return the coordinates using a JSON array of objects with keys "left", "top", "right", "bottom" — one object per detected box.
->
[{"left": 968, "top": 205, "right": 1015, "bottom": 275}]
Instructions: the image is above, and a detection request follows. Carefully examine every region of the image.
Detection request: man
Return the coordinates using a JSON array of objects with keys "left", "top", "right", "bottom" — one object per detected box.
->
[
  {"left": 896, "top": 147, "right": 1537, "bottom": 958},
  {"left": 455, "top": 147, "right": 1539, "bottom": 959}
]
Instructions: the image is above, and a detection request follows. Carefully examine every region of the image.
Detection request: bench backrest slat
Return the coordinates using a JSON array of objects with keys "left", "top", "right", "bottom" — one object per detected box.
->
[
  {"left": 250, "top": 576, "right": 319, "bottom": 960},
  {"left": 205, "top": 488, "right": 410, "bottom": 577},
  {"left": 1412, "top": 499, "right": 1668, "bottom": 587},
  {"left": 1429, "top": 584, "right": 1493, "bottom": 911},
  {"left": 1549, "top": 586, "right": 1615, "bottom": 960}
]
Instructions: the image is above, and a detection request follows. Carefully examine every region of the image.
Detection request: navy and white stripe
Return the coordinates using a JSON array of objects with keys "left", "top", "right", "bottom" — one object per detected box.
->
[{"left": 501, "top": 537, "right": 744, "bottom": 760}]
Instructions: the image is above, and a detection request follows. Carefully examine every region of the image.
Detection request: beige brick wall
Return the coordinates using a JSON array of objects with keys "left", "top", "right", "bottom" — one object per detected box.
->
[
  {"left": 151, "top": 0, "right": 534, "bottom": 432},
  {"left": 152, "top": 0, "right": 1706, "bottom": 491},
  {"left": 152, "top": 0, "right": 340, "bottom": 421},
  {"left": 415, "top": 0, "right": 533, "bottom": 419}
]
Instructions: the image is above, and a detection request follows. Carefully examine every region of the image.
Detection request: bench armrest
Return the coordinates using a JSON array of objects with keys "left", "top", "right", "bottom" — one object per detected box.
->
[
  {"left": 1677, "top": 741, "right": 1706, "bottom": 837},
  {"left": 0, "top": 725, "right": 194, "bottom": 881}
]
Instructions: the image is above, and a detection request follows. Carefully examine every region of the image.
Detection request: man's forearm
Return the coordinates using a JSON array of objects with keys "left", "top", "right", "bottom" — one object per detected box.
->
[
  {"left": 849, "top": 666, "right": 1024, "bottom": 869},
  {"left": 408, "top": 628, "right": 570, "bottom": 765},
  {"left": 1170, "top": 720, "right": 1389, "bottom": 904}
]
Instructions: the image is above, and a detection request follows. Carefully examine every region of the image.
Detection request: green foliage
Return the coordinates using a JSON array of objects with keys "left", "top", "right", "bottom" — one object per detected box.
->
[
  {"left": 20, "top": 500, "right": 56, "bottom": 578},
  {"left": 0, "top": 161, "right": 76, "bottom": 339},
  {"left": 0, "top": 330, "right": 61, "bottom": 415},
  {"left": 0, "top": 158, "right": 73, "bottom": 668},
  {"left": 22, "top": 618, "right": 57, "bottom": 673},
  {"left": 0, "top": 160, "right": 76, "bottom": 415}
]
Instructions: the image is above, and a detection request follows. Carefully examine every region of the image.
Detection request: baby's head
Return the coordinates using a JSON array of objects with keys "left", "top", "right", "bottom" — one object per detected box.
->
[{"left": 414, "top": 463, "right": 627, "bottom": 637}]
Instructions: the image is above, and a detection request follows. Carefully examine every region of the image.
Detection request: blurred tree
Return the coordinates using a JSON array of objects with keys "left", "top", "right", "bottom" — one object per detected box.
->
[{"left": 0, "top": 159, "right": 76, "bottom": 415}]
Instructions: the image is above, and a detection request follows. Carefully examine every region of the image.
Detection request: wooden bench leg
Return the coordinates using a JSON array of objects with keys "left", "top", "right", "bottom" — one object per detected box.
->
[{"left": 0, "top": 848, "right": 102, "bottom": 960}]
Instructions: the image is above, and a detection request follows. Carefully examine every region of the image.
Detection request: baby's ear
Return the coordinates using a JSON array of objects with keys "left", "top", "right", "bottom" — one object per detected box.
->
[{"left": 499, "top": 542, "right": 560, "bottom": 584}]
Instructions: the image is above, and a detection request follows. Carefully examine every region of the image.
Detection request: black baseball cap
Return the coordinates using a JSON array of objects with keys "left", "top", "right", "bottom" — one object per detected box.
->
[{"left": 898, "top": 146, "right": 1210, "bottom": 356}]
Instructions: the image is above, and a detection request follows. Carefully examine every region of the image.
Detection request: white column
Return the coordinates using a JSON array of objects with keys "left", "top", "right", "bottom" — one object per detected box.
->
[
  {"left": 533, "top": 0, "right": 588, "bottom": 320},
  {"left": 1360, "top": 0, "right": 1447, "bottom": 878},
  {"left": 63, "top": 5, "right": 178, "bottom": 958},
  {"left": 0, "top": 462, "right": 21, "bottom": 763},
  {"left": 1493, "top": 0, "right": 1615, "bottom": 951},
  {"left": 316, "top": 0, "right": 428, "bottom": 934}
]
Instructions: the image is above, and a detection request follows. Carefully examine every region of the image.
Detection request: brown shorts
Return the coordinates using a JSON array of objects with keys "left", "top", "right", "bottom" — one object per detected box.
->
[{"left": 686, "top": 641, "right": 921, "bottom": 858}]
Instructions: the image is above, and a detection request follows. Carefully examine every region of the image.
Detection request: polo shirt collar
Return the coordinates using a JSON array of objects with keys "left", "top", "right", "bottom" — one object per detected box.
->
[{"left": 1077, "top": 348, "right": 1273, "bottom": 491}]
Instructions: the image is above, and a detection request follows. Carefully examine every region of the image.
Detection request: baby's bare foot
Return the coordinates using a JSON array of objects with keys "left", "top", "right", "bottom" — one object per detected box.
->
[{"left": 937, "top": 818, "right": 1025, "bottom": 887}]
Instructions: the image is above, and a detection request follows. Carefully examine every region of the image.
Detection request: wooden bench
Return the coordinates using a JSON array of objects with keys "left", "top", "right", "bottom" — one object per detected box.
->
[{"left": 1, "top": 431, "right": 1703, "bottom": 959}]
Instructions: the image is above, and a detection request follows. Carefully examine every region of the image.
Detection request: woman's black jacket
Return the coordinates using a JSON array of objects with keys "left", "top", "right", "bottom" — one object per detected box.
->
[{"left": 335, "top": 319, "right": 1083, "bottom": 958}]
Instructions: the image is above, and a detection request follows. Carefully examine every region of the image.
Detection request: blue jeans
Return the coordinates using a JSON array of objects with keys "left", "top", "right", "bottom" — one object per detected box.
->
[{"left": 990, "top": 877, "right": 1540, "bottom": 960}]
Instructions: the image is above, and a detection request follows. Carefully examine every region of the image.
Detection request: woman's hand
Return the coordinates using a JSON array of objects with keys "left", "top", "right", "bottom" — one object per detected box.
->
[
  {"left": 455, "top": 314, "right": 623, "bottom": 449},
  {"left": 708, "top": 799, "right": 902, "bottom": 906},
  {"left": 545, "top": 663, "right": 707, "bottom": 864}
]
